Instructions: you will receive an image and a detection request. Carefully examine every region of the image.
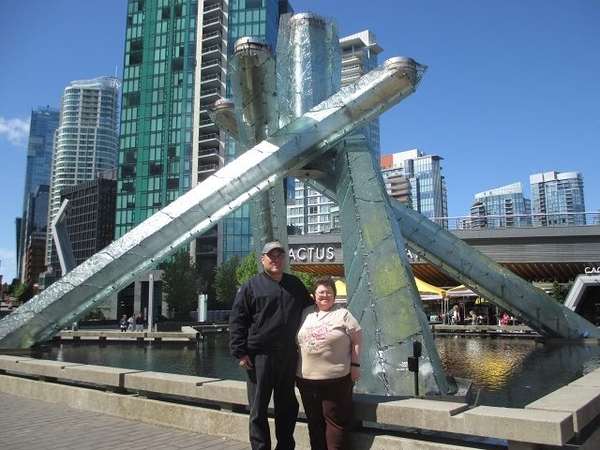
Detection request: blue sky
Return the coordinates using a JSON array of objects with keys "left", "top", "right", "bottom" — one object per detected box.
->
[{"left": 0, "top": 0, "right": 598, "bottom": 283}]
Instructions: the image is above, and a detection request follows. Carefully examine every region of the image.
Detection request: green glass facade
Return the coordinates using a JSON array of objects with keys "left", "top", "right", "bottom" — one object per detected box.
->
[
  {"left": 116, "top": 0, "right": 293, "bottom": 295},
  {"left": 116, "top": 0, "right": 196, "bottom": 238},
  {"left": 219, "top": 0, "right": 293, "bottom": 262}
]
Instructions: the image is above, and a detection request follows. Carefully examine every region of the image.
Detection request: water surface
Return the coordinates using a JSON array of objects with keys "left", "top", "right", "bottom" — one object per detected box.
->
[{"left": 33, "top": 333, "right": 600, "bottom": 408}]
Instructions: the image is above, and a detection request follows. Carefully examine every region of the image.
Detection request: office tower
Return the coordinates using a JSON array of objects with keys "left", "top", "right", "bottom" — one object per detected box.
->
[
  {"left": 381, "top": 149, "right": 448, "bottom": 227},
  {"left": 530, "top": 171, "right": 586, "bottom": 226},
  {"left": 21, "top": 185, "right": 50, "bottom": 284},
  {"left": 23, "top": 231, "right": 46, "bottom": 286},
  {"left": 286, "top": 30, "right": 382, "bottom": 234},
  {"left": 60, "top": 171, "right": 117, "bottom": 266},
  {"left": 467, "top": 182, "right": 531, "bottom": 228},
  {"left": 116, "top": 0, "right": 197, "bottom": 241},
  {"left": 17, "top": 107, "right": 59, "bottom": 281},
  {"left": 197, "top": 0, "right": 294, "bottom": 266},
  {"left": 46, "top": 77, "right": 120, "bottom": 276},
  {"left": 117, "top": 0, "right": 293, "bottom": 276},
  {"left": 113, "top": 0, "right": 293, "bottom": 316}
]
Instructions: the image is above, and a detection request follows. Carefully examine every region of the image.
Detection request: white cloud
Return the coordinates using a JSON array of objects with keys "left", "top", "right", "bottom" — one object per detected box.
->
[
  {"left": 0, "top": 247, "right": 17, "bottom": 283},
  {"left": 0, "top": 116, "right": 30, "bottom": 147}
]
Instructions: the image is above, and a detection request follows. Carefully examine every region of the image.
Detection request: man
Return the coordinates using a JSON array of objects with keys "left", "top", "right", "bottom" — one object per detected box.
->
[{"left": 229, "top": 241, "right": 313, "bottom": 450}]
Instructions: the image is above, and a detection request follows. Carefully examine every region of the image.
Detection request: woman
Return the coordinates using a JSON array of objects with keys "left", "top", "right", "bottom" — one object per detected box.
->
[
  {"left": 450, "top": 304, "right": 460, "bottom": 325},
  {"left": 296, "top": 276, "right": 362, "bottom": 450},
  {"left": 119, "top": 314, "right": 128, "bottom": 332}
]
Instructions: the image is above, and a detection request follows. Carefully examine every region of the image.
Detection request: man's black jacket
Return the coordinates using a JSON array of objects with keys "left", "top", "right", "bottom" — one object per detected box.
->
[{"left": 229, "top": 272, "right": 312, "bottom": 358}]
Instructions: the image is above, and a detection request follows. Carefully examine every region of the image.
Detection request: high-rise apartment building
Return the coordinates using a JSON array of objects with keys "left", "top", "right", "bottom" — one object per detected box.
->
[
  {"left": 17, "top": 106, "right": 59, "bottom": 281},
  {"left": 116, "top": 0, "right": 197, "bottom": 241},
  {"left": 117, "top": 0, "right": 293, "bottom": 277},
  {"left": 46, "top": 77, "right": 120, "bottom": 276},
  {"left": 114, "top": 0, "right": 293, "bottom": 315},
  {"left": 197, "top": 0, "right": 294, "bottom": 266},
  {"left": 21, "top": 185, "right": 50, "bottom": 284},
  {"left": 530, "top": 171, "right": 586, "bottom": 226},
  {"left": 60, "top": 172, "right": 117, "bottom": 267},
  {"left": 286, "top": 30, "right": 382, "bottom": 234},
  {"left": 467, "top": 182, "right": 531, "bottom": 228},
  {"left": 381, "top": 149, "right": 448, "bottom": 227}
]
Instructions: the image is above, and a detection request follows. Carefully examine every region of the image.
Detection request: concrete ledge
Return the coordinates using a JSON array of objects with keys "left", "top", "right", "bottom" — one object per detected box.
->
[
  {"left": 354, "top": 395, "right": 469, "bottom": 434},
  {"left": 123, "top": 371, "right": 220, "bottom": 398},
  {"left": 463, "top": 405, "right": 573, "bottom": 445},
  {"left": 2, "top": 357, "right": 600, "bottom": 449},
  {"left": 570, "top": 369, "right": 600, "bottom": 387},
  {"left": 61, "top": 364, "right": 144, "bottom": 391},
  {"left": 200, "top": 379, "right": 250, "bottom": 405},
  {"left": 0, "top": 354, "right": 34, "bottom": 371},
  {"left": 200, "top": 378, "right": 307, "bottom": 413},
  {"left": 526, "top": 384, "right": 600, "bottom": 432},
  {"left": 0, "top": 356, "right": 84, "bottom": 379},
  {"left": 0, "top": 374, "right": 500, "bottom": 450}
]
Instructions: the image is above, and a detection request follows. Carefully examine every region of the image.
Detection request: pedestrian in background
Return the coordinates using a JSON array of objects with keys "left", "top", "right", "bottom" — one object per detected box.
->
[
  {"left": 296, "top": 276, "right": 362, "bottom": 450},
  {"left": 229, "top": 241, "right": 313, "bottom": 450},
  {"left": 119, "top": 314, "right": 128, "bottom": 332},
  {"left": 127, "top": 315, "right": 134, "bottom": 331},
  {"left": 135, "top": 313, "right": 144, "bottom": 331},
  {"left": 450, "top": 304, "right": 461, "bottom": 325}
]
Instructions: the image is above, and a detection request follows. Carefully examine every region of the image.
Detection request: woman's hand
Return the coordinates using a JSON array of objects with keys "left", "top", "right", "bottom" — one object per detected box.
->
[{"left": 351, "top": 365, "right": 360, "bottom": 382}]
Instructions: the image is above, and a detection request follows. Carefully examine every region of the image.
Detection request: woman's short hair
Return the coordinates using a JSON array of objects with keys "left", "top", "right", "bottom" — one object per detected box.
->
[{"left": 312, "top": 275, "right": 337, "bottom": 297}]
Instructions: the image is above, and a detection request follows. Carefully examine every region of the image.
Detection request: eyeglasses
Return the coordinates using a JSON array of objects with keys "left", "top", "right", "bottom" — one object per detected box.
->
[
  {"left": 315, "top": 290, "right": 334, "bottom": 297},
  {"left": 264, "top": 251, "right": 285, "bottom": 260}
]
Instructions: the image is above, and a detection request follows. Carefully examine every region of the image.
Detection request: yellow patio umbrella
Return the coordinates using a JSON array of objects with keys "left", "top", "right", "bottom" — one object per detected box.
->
[
  {"left": 445, "top": 285, "right": 478, "bottom": 299},
  {"left": 332, "top": 278, "right": 444, "bottom": 301},
  {"left": 414, "top": 277, "right": 446, "bottom": 301},
  {"left": 334, "top": 279, "right": 347, "bottom": 298}
]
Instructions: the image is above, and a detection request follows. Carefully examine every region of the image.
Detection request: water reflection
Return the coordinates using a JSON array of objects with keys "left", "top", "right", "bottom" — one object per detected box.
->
[
  {"left": 39, "top": 335, "right": 243, "bottom": 381},
  {"left": 32, "top": 334, "right": 600, "bottom": 408},
  {"left": 436, "top": 335, "right": 600, "bottom": 407}
]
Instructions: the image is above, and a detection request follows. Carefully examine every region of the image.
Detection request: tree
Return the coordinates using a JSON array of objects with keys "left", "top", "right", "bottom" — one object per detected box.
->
[
  {"left": 161, "top": 250, "right": 205, "bottom": 319},
  {"left": 83, "top": 308, "right": 105, "bottom": 321},
  {"left": 237, "top": 251, "right": 259, "bottom": 285},
  {"left": 13, "top": 283, "right": 34, "bottom": 303},
  {"left": 551, "top": 279, "right": 566, "bottom": 303},
  {"left": 214, "top": 255, "right": 241, "bottom": 309},
  {"left": 291, "top": 270, "right": 318, "bottom": 293}
]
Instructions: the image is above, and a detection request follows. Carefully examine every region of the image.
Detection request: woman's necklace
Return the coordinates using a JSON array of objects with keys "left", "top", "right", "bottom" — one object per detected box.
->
[{"left": 315, "top": 305, "right": 332, "bottom": 319}]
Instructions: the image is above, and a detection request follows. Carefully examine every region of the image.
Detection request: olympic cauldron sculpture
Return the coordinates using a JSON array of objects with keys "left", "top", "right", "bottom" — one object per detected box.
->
[{"left": 1, "top": 13, "right": 598, "bottom": 398}]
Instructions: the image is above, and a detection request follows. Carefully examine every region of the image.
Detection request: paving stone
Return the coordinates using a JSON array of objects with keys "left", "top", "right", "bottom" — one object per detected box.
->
[{"left": 0, "top": 392, "right": 249, "bottom": 450}]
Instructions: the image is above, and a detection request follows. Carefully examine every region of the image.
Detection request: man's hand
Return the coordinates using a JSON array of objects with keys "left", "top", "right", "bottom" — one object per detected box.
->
[{"left": 238, "top": 355, "right": 253, "bottom": 370}]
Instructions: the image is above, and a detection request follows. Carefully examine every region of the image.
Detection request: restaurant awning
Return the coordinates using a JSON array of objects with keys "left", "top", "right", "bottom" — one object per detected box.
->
[
  {"left": 415, "top": 277, "right": 446, "bottom": 301},
  {"left": 445, "top": 285, "right": 478, "bottom": 298},
  {"left": 333, "top": 278, "right": 446, "bottom": 301}
]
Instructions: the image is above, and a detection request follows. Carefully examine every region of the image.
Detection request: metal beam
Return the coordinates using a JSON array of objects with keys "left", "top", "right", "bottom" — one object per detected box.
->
[{"left": 0, "top": 57, "right": 419, "bottom": 349}]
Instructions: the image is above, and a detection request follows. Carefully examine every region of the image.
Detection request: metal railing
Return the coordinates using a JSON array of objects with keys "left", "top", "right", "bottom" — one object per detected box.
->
[{"left": 430, "top": 212, "right": 600, "bottom": 230}]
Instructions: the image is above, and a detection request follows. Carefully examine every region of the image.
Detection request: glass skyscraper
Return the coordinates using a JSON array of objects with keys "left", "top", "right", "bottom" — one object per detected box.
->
[
  {"left": 46, "top": 77, "right": 120, "bottom": 273},
  {"left": 117, "top": 0, "right": 293, "bottom": 286},
  {"left": 17, "top": 106, "right": 59, "bottom": 281},
  {"left": 116, "top": 0, "right": 196, "bottom": 240},
  {"left": 469, "top": 182, "right": 532, "bottom": 228},
  {"left": 530, "top": 171, "right": 586, "bottom": 226},
  {"left": 381, "top": 149, "right": 448, "bottom": 227}
]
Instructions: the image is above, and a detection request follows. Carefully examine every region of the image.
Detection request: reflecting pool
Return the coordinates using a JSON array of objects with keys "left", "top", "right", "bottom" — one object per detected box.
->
[{"left": 32, "top": 333, "right": 600, "bottom": 408}]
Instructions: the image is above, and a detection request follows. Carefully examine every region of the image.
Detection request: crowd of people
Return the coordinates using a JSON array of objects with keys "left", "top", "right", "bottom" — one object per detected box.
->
[
  {"left": 119, "top": 313, "right": 145, "bottom": 332},
  {"left": 441, "top": 304, "right": 519, "bottom": 327}
]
